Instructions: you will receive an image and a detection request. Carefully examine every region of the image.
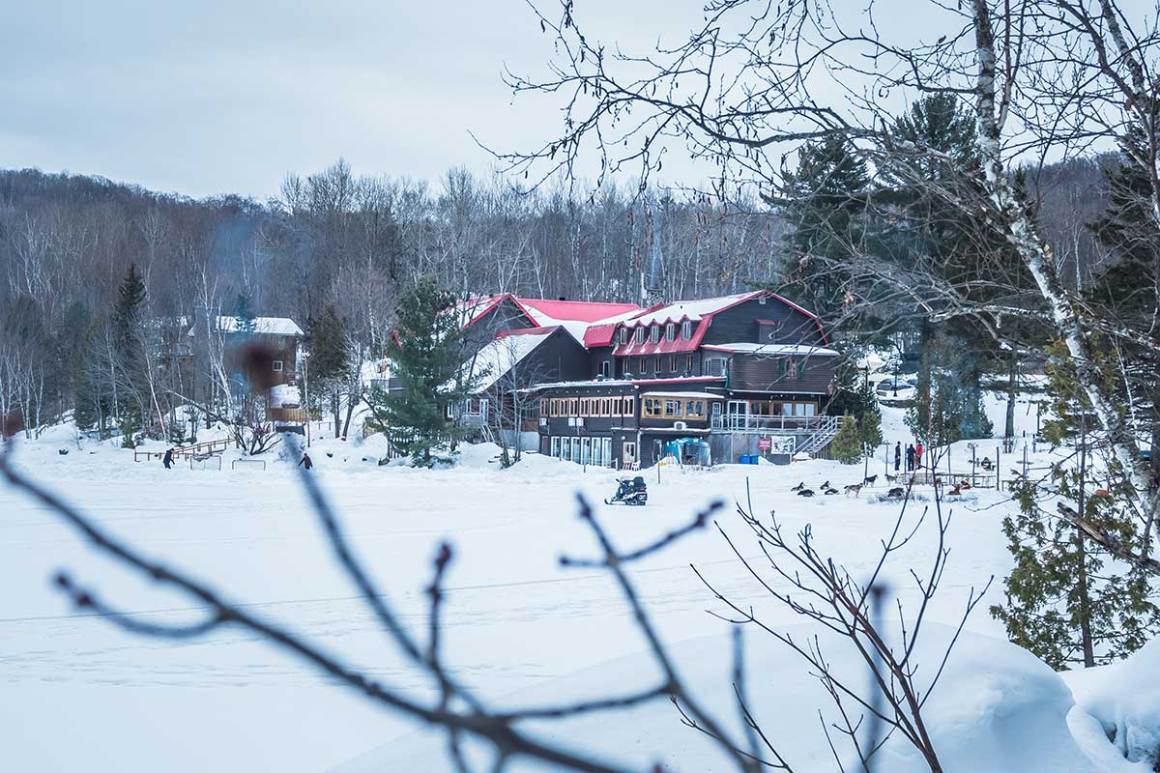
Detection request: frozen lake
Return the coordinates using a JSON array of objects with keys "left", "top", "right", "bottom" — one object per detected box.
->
[{"left": 0, "top": 426, "right": 1030, "bottom": 771}]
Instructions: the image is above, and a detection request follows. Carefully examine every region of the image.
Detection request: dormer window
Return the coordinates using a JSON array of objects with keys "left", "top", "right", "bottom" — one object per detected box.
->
[
  {"left": 618, "top": 327, "right": 629, "bottom": 345},
  {"left": 649, "top": 325, "right": 660, "bottom": 344},
  {"left": 665, "top": 322, "right": 675, "bottom": 342},
  {"left": 634, "top": 327, "right": 645, "bottom": 345},
  {"left": 681, "top": 320, "right": 693, "bottom": 340}
]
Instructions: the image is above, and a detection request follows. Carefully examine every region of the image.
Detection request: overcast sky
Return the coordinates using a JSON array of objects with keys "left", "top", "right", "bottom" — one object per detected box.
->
[{"left": 0, "top": 0, "right": 700, "bottom": 199}]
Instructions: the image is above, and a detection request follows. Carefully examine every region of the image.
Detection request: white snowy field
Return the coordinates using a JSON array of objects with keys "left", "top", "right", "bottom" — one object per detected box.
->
[{"left": 0, "top": 404, "right": 1156, "bottom": 771}]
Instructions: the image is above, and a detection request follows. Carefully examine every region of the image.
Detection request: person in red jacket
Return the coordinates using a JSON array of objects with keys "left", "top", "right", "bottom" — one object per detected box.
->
[{"left": 915, "top": 440, "right": 925, "bottom": 470}]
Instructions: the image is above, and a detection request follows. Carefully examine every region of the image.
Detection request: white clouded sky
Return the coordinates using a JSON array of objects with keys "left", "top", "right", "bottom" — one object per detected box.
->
[{"left": 0, "top": 0, "right": 702, "bottom": 198}]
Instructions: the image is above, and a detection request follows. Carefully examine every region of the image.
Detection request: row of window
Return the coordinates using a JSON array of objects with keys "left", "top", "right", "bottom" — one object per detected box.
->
[
  {"left": 540, "top": 396, "right": 636, "bottom": 418},
  {"left": 619, "top": 353, "right": 698, "bottom": 378},
  {"left": 618, "top": 320, "right": 695, "bottom": 346},
  {"left": 736, "top": 401, "right": 817, "bottom": 417},
  {"left": 549, "top": 436, "right": 615, "bottom": 466},
  {"left": 641, "top": 397, "right": 710, "bottom": 419}
]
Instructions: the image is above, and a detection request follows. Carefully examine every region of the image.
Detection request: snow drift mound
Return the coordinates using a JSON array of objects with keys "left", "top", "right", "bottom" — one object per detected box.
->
[
  {"left": 337, "top": 625, "right": 1100, "bottom": 772},
  {"left": 1066, "top": 638, "right": 1160, "bottom": 768}
]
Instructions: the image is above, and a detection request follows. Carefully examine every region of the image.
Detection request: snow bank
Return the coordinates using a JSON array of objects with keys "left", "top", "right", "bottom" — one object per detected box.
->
[
  {"left": 1065, "top": 639, "right": 1160, "bottom": 768},
  {"left": 340, "top": 626, "right": 1102, "bottom": 773}
]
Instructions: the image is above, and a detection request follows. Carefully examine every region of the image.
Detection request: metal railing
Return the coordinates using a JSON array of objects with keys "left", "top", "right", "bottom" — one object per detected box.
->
[
  {"left": 134, "top": 438, "right": 230, "bottom": 463},
  {"left": 710, "top": 414, "right": 839, "bottom": 433}
]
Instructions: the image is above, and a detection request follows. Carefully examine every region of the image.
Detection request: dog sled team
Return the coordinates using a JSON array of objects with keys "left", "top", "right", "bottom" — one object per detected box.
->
[{"left": 787, "top": 436, "right": 986, "bottom": 502}]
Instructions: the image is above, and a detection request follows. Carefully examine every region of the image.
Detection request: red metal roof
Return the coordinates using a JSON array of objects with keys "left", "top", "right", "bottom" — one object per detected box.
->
[
  {"left": 612, "top": 320, "right": 710, "bottom": 356},
  {"left": 583, "top": 322, "right": 619, "bottom": 348},
  {"left": 516, "top": 297, "right": 639, "bottom": 323},
  {"left": 458, "top": 295, "right": 538, "bottom": 330},
  {"left": 458, "top": 289, "right": 827, "bottom": 349}
]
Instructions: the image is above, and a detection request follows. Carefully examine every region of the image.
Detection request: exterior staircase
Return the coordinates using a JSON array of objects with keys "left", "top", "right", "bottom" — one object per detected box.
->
[{"left": 793, "top": 415, "right": 842, "bottom": 455}]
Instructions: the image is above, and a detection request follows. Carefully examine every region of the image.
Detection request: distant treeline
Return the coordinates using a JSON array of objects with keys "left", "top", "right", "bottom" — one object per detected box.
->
[{"left": 0, "top": 155, "right": 1113, "bottom": 433}]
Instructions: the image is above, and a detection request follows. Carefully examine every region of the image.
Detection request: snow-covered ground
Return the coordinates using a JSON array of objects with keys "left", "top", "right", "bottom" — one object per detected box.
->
[{"left": 0, "top": 398, "right": 1154, "bottom": 771}]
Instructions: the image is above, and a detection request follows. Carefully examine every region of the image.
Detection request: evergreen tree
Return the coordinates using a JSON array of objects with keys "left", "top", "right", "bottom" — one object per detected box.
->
[
  {"left": 778, "top": 135, "right": 871, "bottom": 318},
  {"left": 233, "top": 293, "right": 257, "bottom": 334},
  {"left": 365, "top": 280, "right": 477, "bottom": 465},
  {"left": 858, "top": 401, "right": 883, "bottom": 455},
  {"left": 884, "top": 95, "right": 1035, "bottom": 444},
  {"left": 829, "top": 415, "right": 863, "bottom": 464},
  {"left": 991, "top": 342, "right": 1160, "bottom": 669},
  {"left": 110, "top": 264, "right": 148, "bottom": 429},
  {"left": 1088, "top": 125, "right": 1160, "bottom": 490},
  {"left": 73, "top": 328, "right": 110, "bottom": 433},
  {"left": 307, "top": 305, "right": 350, "bottom": 438},
  {"left": 905, "top": 330, "right": 992, "bottom": 445},
  {"left": 826, "top": 355, "right": 880, "bottom": 424}
]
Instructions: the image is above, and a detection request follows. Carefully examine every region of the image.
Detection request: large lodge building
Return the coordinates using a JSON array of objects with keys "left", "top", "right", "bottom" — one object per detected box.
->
[{"left": 457, "top": 290, "right": 842, "bottom": 468}]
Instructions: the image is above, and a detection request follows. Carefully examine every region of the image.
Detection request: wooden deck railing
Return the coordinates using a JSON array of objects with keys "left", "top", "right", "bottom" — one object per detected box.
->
[{"left": 267, "top": 407, "right": 309, "bottom": 423}]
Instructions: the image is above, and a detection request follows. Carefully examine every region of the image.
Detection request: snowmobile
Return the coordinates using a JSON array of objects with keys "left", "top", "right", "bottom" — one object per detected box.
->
[{"left": 606, "top": 476, "right": 648, "bottom": 506}]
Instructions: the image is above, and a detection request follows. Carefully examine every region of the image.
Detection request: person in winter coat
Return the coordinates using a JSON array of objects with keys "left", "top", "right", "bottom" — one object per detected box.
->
[
  {"left": 894, "top": 441, "right": 902, "bottom": 473},
  {"left": 905, "top": 444, "right": 915, "bottom": 472},
  {"left": 298, "top": 452, "right": 313, "bottom": 470},
  {"left": 915, "top": 440, "right": 925, "bottom": 470},
  {"left": 162, "top": 448, "right": 174, "bottom": 469}
]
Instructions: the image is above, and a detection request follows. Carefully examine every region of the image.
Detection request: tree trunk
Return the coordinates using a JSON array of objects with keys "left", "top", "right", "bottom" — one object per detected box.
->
[
  {"left": 341, "top": 390, "right": 358, "bottom": 440},
  {"left": 1077, "top": 415, "right": 1095, "bottom": 667},
  {"left": 972, "top": 0, "right": 1154, "bottom": 524},
  {"left": 1005, "top": 349, "right": 1016, "bottom": 441}
]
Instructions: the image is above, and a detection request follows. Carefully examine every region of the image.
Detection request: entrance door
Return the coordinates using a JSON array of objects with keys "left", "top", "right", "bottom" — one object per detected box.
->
[
  {"left": 726, "top": 400, "right": 749, "bottom": 430},
  {"left": 622, "top": 441, "right": 636, "bottom": 467}
]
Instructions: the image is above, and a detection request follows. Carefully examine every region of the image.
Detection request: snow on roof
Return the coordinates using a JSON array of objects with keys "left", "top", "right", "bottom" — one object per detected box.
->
[
  {"left": 470, "top": 327, "right": 557, "bottom": 391},
  {"left": 191, "top": 316, "right": 304, "bottom": 337},
  {"left": 702, "top": 343, "right": 839, "bottom": 356},
  {"left": 530, "top": 378, "right": 637, "bottom": 390},
  {"left": 457, "top": 294, "right": 640, "bottom": 338},
  {"left": 639, "top": 391, "right": 722, "bottom": 399},
  {"left": 625, "top": 292, "right": 757, "bottom": 326},
  {"left": 514, "top": 297, "right": 640, "bottom": 343}
]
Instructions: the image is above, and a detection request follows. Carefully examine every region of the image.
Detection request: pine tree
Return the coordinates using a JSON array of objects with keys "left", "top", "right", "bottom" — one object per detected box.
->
[
  {"left": 830, "top": 415, "right": 862, "bottom": 464},
  {"left": 307, "top": 305, "right": 350, "bottom": 438},
  {"left": 233, "top": 293, "right": 257, "bottom": 334},
  {"left": 73, "top": 328, "right": 110, "bottom": 433},
  {"left": 991, "top": 341, "right": 1160, "bottom": 669},
  {"left": 778, "top": 135, "right": 871, "bottom": 318},
  {"left": 858, "top": 402, "right": 882, "bottom": 454},
  {"left": 905, "top": 330, "right": 992, "bottom": 445},
  {"left": 365, "top": 280, "right": 477, "bottom": 465},
  {"left": 110, "top": 264, "right": 148, "bottom": 429},
  {"left": 1088, "top": 125, "right": 1160, "bottom": 491}
]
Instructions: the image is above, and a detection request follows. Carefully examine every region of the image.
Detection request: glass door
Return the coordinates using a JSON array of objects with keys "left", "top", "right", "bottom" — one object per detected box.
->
[{"left": 726, "top": 400, "right": 749, "bottom": 430}]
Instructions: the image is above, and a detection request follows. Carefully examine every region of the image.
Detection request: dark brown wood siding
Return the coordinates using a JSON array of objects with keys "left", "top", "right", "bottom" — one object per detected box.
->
[
  {"left": 519, "top": 330, "right": 590, "bottom": 385},
  {"left": 703, "top": 297, "right": 825, "bottom": 347},
  {"left": 536, "top": 385, "right": 639, "bottom": 437},
  {"left": 463, "top": 299, "right": 536, "bottom": 356},
  {"left": 729, "top": 353, "right": 836, "bottom": 394}
]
